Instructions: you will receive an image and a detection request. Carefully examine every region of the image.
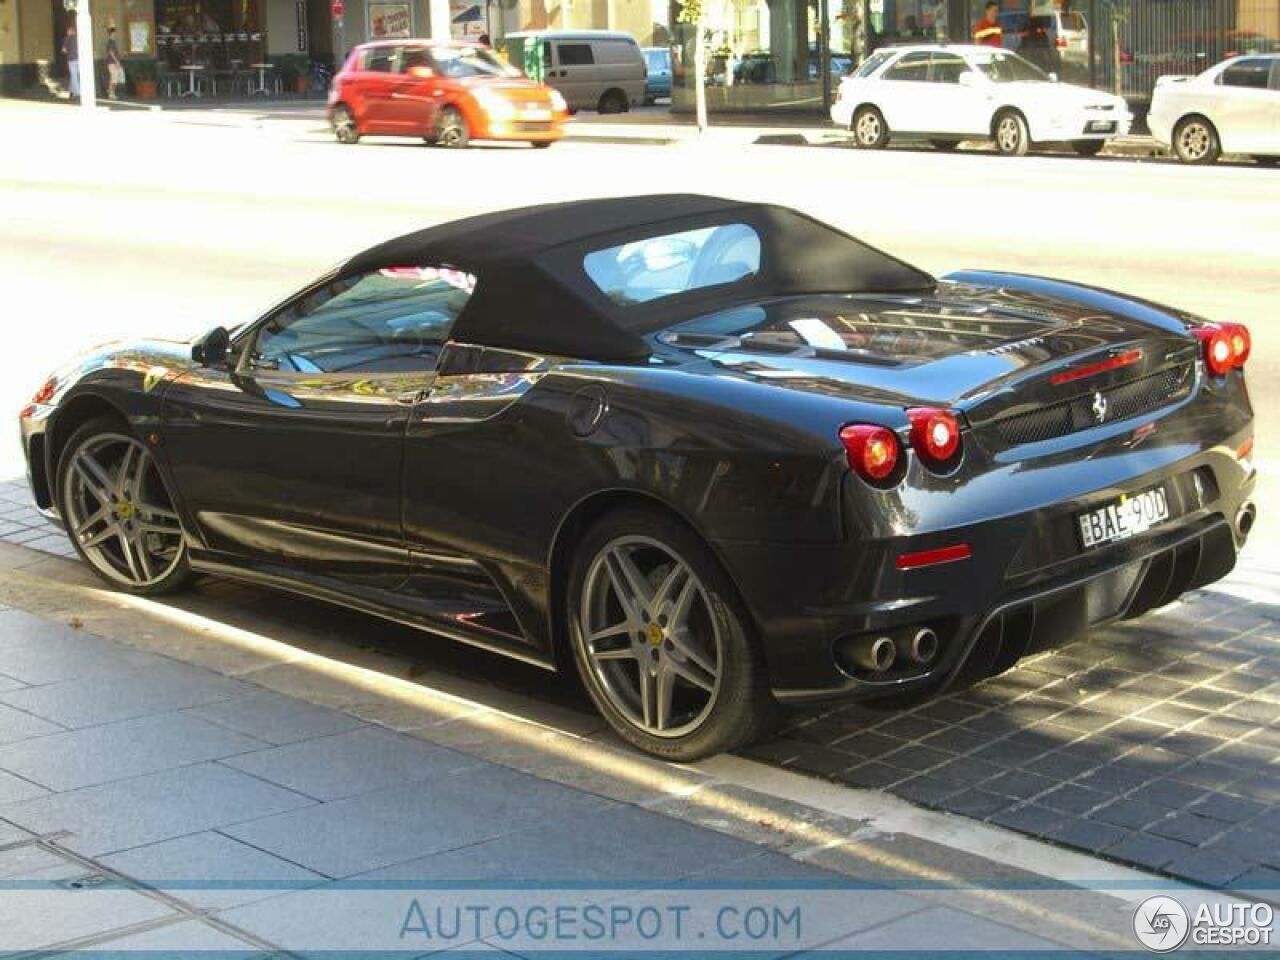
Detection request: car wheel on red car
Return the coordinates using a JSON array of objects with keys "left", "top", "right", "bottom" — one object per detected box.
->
[
  {"left": 331, "top": 105, "right": 359, "bottom": 145},
  {"left": 435, "top": 106, "right": 470, "bottom": 148}
]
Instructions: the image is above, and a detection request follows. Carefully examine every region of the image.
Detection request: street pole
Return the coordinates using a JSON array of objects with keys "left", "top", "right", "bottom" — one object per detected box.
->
[{"left": 73, "top": 0, "right": 96, "bottom": 110}]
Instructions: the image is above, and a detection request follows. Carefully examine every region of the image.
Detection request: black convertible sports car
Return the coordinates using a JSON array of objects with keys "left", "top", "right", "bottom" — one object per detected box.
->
[{"left": 20, "top": 196, "right": 1255, "bottom": 759}]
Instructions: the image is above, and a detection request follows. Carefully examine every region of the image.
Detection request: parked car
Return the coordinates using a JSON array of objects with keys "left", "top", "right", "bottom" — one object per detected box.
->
[
  {"left": 643, "top": 46, "right": 671, "bottom": 103},
  {"left": 327, "top": 40, "right": 567, "bottom": 148},
  {"left": 1148, "top": 54, "right": 1280, "bottom": 164},
  {"left": 831, "top": 44, "right": 1131, "bottom": 156},
  {"left": 20, "top": 195, "right": 1255, "bottom": 760},
  {"left": 502, "top": 30, "right": 645, "bottom": 113},
  {"left": 999, "top": 9, "right": 1087, "bottom": 75}
]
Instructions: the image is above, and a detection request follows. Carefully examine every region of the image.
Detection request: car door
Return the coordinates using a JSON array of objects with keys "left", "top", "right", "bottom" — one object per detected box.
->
[
  {"left": 389, "top": 44, "right": 443, "bottom": 134},
  {"left": 161, "top": 265, "right": 473, "bottom": 591},
  {"left": 357, "top": 44, "right": 402, "bottom": 133},
  {"left": 1212, "top": 57, "right": 1276, "bottom": 152},
  {"left": 924, "top": 52, "right": 990, "bottom": 135},
  {"left": 876, "top": 51, "right": 933, "bottom": 132},
  {"left": 553, "top": 40, "right": 596, "bottom": 109}
]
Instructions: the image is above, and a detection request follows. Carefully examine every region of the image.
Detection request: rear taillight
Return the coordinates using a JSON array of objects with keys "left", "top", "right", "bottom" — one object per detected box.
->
[
  {"left": 906, "top": 407, "right": 961, "bottom": 466},
  {"left": 1056, "top": 37, "right": 1067, "bottom": 47},
  {"left": 840, "top": 424, "right": 900, "bottom": 484},
  {"left": 1195, "top": 323, "right": 1249, "bottom": 376}
]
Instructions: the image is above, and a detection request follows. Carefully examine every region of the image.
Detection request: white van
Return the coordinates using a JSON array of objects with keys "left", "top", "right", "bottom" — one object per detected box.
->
[{"left": 501, "top": 30, "right": 645, "bottom": 114}]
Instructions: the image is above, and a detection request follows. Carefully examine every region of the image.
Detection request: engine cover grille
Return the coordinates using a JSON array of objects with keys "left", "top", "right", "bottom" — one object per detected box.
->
[{"left": 988, "top": 362, "right": 1196, "bottom": 447}]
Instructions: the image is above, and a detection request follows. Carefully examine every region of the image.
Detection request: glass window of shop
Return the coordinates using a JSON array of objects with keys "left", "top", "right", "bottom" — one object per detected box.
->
[{"left": 155, "top": 0, "right": 266, "bottom": 71}]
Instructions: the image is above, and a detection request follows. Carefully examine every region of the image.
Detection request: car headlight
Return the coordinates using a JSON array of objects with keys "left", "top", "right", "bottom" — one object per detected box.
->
[
  {"left": 473, "top": 89, "right": 515, "bottom": 120},
  {"left": 548, "top": 88, "right": 567, "bottom": 113}
]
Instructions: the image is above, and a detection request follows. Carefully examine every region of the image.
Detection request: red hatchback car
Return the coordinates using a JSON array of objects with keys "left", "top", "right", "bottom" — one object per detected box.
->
[{"left": 328, "top": 40, "right": 568, "bottom": 148}]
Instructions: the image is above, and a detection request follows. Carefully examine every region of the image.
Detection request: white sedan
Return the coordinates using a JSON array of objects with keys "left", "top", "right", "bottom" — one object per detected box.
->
[
  {"left": 831, "top": 44, "right": 1131, "bottom": 156},
  {"left": 1148, "top": 54, "right": 1280, "bottom": 165}
]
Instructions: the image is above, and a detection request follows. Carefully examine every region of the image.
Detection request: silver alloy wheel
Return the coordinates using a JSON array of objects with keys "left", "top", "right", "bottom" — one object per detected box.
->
[
  {"left": 854, "top": 110, "right": 882, "bottom": 146},
  {"left": 996, "top": 115, "right": 1023, "bottom": 153},
  {"left": 62, "top": 433, "right": 185, "bottom": 588},
  {"left": 579, "top": 536, "right": 723, "bottom": 738},
  {"left": 1177, "top": 121, "right": 1211, "bottom": 161},
  {"left": 333, "top": 106, "right": 357, "bottom": 144},
  {"left": 437, "top": 109, "right": 467, "bottom": 147}
]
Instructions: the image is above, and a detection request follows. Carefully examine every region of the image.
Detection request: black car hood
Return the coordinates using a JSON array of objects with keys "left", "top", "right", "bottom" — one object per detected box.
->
[
  {"left": 43, "top": 338, "right": 198, "bottom": 406},
  {"left": 667, "top": 273, "right": 1199, "bottom": 420}
]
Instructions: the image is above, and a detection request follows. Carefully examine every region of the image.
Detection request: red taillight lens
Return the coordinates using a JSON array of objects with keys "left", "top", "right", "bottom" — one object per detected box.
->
[
  {"left": 1195, "top": 325, "right": 1235, "bottom": 376},
  {"left": 1226, "top": 323, "right": 1251, "bottom": 368},
  {"left": 1056, "top": 37, "right": 1067, "bottom": 47},
  {"left": 840, "top": 424, "right": 900, "bottom": 483},
  {"left": 906, "top": 407, "right": 961, "bottom": 465}
]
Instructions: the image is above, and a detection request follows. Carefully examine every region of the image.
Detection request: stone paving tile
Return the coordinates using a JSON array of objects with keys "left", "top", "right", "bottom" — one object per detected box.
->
[
  {"left": 0, "top": 702, "right": 66, "bottom": 744},
  {"left": 186, "top": 690, "right": 370, "bottom": 745},
  {"left": 0, "top": 762, "right": 315, "bottom": 856},
  {"left": 0, "top": 712, "right": 266, "bottom": 792}
]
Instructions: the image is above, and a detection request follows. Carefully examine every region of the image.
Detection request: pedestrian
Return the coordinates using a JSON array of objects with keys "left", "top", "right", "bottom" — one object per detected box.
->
[
  {"left": 106, "top": 26, "right": 124, "bottom": 100},
  {"left": 62, "top": 21, "right": 79, "bottom": 99},
  {"left": 972, "top": 1, "right": 1003, "bottom": 47}
]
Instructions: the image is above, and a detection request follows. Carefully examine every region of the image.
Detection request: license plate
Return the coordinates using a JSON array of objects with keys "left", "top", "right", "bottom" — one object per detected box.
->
[
  {"left": 1078, "top": 487, "right": 1170, "bottom": 548},
  {"left": 1087, "top": 120, "right": 1116, "bottom": 133}
]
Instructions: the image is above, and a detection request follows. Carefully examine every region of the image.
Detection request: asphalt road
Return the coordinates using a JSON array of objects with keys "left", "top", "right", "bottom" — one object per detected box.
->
[{"left": 3, "top": 100, "right": 1275, "bottom": 525}]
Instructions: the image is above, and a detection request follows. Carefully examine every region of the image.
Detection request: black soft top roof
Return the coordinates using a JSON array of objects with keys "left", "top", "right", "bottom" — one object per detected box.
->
[{"left": 341, "top": 195, "right": 934, "bottom": 363}]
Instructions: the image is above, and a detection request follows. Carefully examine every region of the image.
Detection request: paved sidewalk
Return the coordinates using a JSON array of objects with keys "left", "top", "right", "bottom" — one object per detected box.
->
[{"left": 0, "top": 541, "right": 1184, "bottom": 957}]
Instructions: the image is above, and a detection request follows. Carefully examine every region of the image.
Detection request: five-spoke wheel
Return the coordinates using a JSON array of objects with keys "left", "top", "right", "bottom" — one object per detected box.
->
[
  {"left": 993, "top": 110, "right": 1030, "bottom": 156},
  {"left": 57, "top": 418, "right": 192, "bottom": 594},
  {"left": 568, "top": 509, "right": 773, "bottom": 760}
]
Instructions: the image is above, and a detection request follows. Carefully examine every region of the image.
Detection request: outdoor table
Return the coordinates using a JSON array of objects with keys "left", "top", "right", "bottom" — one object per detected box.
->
[
  {"left": 250, "top": 63, "right": 274, "bottom": 96},
  {"left": 180, "top": 64, "right": 205, "bottom": 98}
]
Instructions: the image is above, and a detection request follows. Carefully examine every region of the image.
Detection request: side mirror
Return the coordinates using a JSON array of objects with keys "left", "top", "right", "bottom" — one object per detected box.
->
[
  {"left": 191, "top": 326, "right": 231, "bottom": 367},
  {"left": 407, "top": 65, "right": 434, "bottom": 79}
]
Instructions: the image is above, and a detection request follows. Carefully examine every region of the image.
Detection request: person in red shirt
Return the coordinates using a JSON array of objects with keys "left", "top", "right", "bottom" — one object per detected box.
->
[{"left": 973, "top": 2, "right": 1003, "bottom": 47}]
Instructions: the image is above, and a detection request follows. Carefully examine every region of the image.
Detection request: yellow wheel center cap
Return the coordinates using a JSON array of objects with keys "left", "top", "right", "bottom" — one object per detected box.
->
[
  {"left": 114, "top": 500, "right": 133, "bottom": 520},
  {"left": 645, "top": 623, "right": 664, "bottom": 646}
]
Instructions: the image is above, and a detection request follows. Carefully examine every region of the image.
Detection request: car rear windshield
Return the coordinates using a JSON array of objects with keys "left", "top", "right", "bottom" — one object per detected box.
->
[{"left": 582, "top": 224, "right": 762, "bottom": 306}]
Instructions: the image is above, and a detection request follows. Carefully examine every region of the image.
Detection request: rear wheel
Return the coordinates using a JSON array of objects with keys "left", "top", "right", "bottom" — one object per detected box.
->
[
  {"left": 331, "top": 105, "right": 359, "bottom": 144},
  {"left": 1172, "top": 115, "right": 1219, "bottom": 164},
  {"left": 56, "top": 416, "right": 193, "bottom": 596},
  {"left": 530, "top": 140, "right": 553, "bottom": 149},
  {"left": 597, "top": 89, "right": 628, "bottom": 114},
  {"left": 1070, "top": 139, "right": 1104, "bottom": 157},
  {"left": 993, "top": 109, "right": 1030, "bottom": 156},
  {"left": 851, "top": 105, "right": 888, "bottom": 149},
  {"left": 435, "top": 106, "right": 470, "bottom": 148},
  {"left": 567, "top": 508, "right": 775, "bottom": 761}
]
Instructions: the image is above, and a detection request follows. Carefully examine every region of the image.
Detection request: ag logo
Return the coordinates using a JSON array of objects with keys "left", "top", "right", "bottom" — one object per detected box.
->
[
  {"left": 1092, "top": 391, "right": 1108, "bottom": 424},
  {"left": 1134, "top": 895, "right": 1190, "bottom": 952}
]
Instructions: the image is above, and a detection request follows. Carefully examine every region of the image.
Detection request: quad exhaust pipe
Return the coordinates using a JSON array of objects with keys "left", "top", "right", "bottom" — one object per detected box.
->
[
  {"left": 1236, "top": 502, "right": 1256, "bottom": 540},
  {"left": 846, "top": 634, "right": 896, "bottom": 673},
  {"left": 907, "top": 627, "right": 939, "bottom": 665},
  {"left": 839, "top": 626, "right": 942, "bottom": 676}
]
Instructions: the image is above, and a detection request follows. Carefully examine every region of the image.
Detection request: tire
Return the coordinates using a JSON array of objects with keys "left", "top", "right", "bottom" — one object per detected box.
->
[
  {"left": 929, "top": 139, "right": 960, "bottom": 152},
  {"left": 851, "top": 105, "right": 888, "bottom": 149},
  {"left": 1070, "top": 139, "right": 1104, "bottom": 157},
  {"left": 331, "top": 104, "right": 359, "bottom": 145},
  {"left": 1252, "top": 155, "right": 1279, "bottom": 167},
  {"left": 1172, "top": 115, "right": 1220, "bottom": 165},
  {"left": 434, "top": 106, "right": 470, "bottom": 148},
  {"left": 993, "top": 109, "right": 1030, "bottom": 156},
  {"left": 597, "top": 89, "right": 628, "bottom": 114},
  {"left": 530, "top": 140, "right": 553, "bottom": 149},
  {"left": 567, "top": 508, "right": 775, "bottom": 761},
  {"left": 56, "top": 415, "right": 194, "bottom": 596}
]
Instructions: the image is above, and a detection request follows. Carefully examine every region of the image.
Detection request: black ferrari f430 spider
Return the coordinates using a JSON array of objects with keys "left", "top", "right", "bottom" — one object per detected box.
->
[{"left": 20, "top": 196, "right": 1256, "bottom": 759}]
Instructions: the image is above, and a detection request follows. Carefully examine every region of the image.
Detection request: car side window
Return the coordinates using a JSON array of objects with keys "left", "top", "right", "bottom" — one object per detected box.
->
[
  {"left": 883, "top": 52, "right": 931, "bottom": 82},
  {"left": 249, "top": 267, "right": 477, "bottom": 375},
  {"left": 929, "top": 54, "right": 969, "bottom": 84},
  {"left": 364, "top": 47, "right": 396, "bottom": 73},
  {"left": 399, "top": 47, "right": 431, "bottom": 72},
  {"left": 1220, "top": 58, "right": 1271, "bottom": 89},
  {"left": 557, "top": 43, "right": 594, "bottom": 66}
]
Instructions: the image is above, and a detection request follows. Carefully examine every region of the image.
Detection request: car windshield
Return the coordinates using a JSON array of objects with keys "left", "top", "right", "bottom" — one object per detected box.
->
[
  {"left": 430, "top": 46, "right": 521, "bottom": 78},
  {"left": 969, "top": 50, "right": 1050, "bottom": 82},
  {"left": 855, "top": 50, "right": 894, "bottom": 78}
]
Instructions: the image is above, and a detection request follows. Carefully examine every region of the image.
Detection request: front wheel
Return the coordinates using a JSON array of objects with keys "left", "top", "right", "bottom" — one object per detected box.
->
[
  {"left": 851, "top": 105, "right": 888, "bottom": 149},
  {"left": 331, "top": 105, "right": 359, "bottom": 144},
  {"left": 1172, "top": 116, "right": 1219, "bottom": 165},
  {"left": 530, "top": 140, "right": 553, "bottom": 149},
  {"left": 56, "top": 416, "right": 193, "bottom": 596},
  {"left": 568, "top": 509, "right": 775, "bottom": 761},
  {"left": 1070, "top": 139, "right": 1105, "bottom": 157},
  {"left": 434, "top": 106, "right": 470, "bottom": 148},
  {"left": 993, "top": 110, "right": 1030, "bottom": 156}
]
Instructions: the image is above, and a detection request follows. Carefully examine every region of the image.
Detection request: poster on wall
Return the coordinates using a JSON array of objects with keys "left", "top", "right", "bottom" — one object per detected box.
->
[
  {"left": 128, "top": 18, "right": 153, "bottom": 54},
  {"left": 368, "top": 2, "right": 412, "bottom": 38},
  {"left": 449, "top": 1, "right": 485, "bottom": 41}
]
